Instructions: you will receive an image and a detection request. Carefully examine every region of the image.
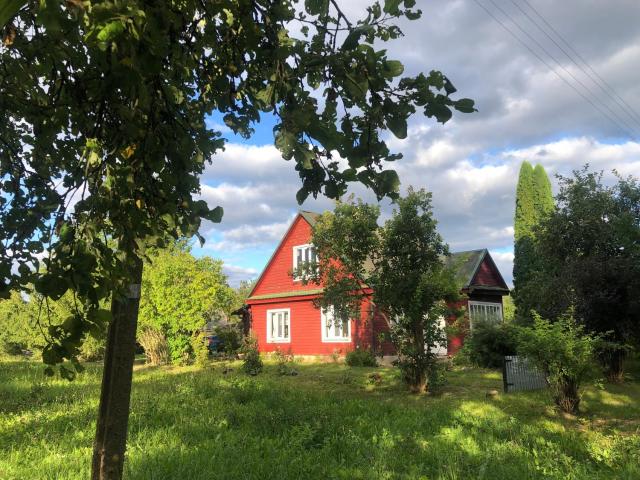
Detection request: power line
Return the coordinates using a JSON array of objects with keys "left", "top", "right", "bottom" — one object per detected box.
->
[
  {"left": 471, "top": 0, "right": 638, "bottom": 140},
  {"left": 513, "top": 0, "right": 640, "bottom": 129},
  {"left": 485, "top": 0, "right": 640, "bottom": 139},
  {"left": 520, "top": 0, "right": 640, "bottom": 126}
]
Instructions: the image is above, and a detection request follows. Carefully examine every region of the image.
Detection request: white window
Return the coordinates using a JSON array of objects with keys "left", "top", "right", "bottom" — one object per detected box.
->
[
  {"left": 468, "top": 301, "right": 503, "bottom": 330},
  {"left": 267, "top": 308, "right": 291, "bottom": 343},
  {"left": 321, "top": 307, "right": 351, "bottom": 342},
  {"left": 293, "top": 244, "right": 318, "bottom": 280}
]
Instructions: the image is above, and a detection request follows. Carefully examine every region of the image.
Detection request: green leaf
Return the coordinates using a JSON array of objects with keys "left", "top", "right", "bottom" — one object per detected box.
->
[
  {"left": 89, "top": 308, "right": 112, "bottom": 325},
  {"left": 383, "top": 0, "right": 403, "bottom": 14},
  {"left": 305, "top": 0, "right": 329, "bottom": 15},
  {"left": 443, "top": 77, "right": 457, "bottom": 95},
  {"left": 386, "top": 116, "right": 407, "bottom": 139},
  {"left": 425, "top": 102, "right": 453, "bottom": 124},
  {"left": 342, "top": 27, "right": 371, "bottom": 51},
  {"left": 295, "top": 147, "right": 315, "bottom": 170},
  {"left": 255, "top": 84, "right": 274, "bottom": 107},
  {"left": 454, "top": 98, "right": 476, "bottom": 113},
  {"left": 35, "top": 274, "right": 69, "bottom": 300},
  {"left": 275, "top": 129, "right": 297, "bottom": 160},
  {"left": 383, "top": 60, "right": 404, "bottom": 78},
  {"left": 0, "top": 0, "right": 26, "bottom": 28},
  {"left": 42, "top": 345, "right": 64, "bottom": 365},
  {"left": 296, "top": 188, "right": 309, "bottom": 204},
  {"left": 204, "top": 206, "right": 224, "bottom": 223},
  {"left": 378, "top": 170, "right": 401, "bottom": 195},
  {"left": 96, "top": 21, "right": 126, "bottom": 43}
]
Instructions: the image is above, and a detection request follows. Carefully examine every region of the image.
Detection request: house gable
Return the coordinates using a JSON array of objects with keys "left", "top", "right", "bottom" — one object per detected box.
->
[
  {"left": 248, "top": 213, "right": 321, "bottom": 300},
  {"left": 469, "top": 251, "right": 509, "bottom": 292}
]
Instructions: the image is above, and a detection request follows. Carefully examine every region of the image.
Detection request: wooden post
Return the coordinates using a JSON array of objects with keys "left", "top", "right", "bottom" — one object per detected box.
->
[{"left": 91, "top": 257, "right": 143, "bottom": 480}]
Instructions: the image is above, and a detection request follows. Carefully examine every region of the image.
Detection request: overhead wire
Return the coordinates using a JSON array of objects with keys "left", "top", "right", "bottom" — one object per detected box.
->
[
  {"left": 519, "top": 0, "right": 640, "bottom": 126},
  {"left": 485, "top": 0, "right": 640, "bottom": 139},
  {"left": 470, "top": 0, "right": 638, "bottom": 141}
]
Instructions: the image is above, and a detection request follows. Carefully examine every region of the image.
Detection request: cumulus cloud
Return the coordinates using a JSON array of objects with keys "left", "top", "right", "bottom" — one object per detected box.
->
[
  {"left": 195, "top": 0, "right": 639, "bottom": 289},
  {"left": 223, "top": 264, "right": 259, "bottom": 288}
]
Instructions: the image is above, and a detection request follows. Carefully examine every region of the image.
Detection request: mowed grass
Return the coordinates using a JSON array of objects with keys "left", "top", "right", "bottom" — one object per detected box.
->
[{"left": 1, "top": 358, "right": 639, "bottom": 480}]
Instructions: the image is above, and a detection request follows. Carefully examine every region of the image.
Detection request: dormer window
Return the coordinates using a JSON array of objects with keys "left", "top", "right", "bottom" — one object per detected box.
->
[{"left": 293, "top": 244, "right": 317, "bottom": 280}]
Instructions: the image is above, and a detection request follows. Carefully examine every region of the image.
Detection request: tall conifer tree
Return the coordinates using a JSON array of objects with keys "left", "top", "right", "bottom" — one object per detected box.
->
[{"left": 513, "top": 161, "right": 554, "bottom": 321}]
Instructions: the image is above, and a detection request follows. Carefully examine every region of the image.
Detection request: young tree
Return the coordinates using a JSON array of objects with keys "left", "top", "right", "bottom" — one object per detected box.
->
[
  {"left": 138, "top": 242, "right": 235, "bottom": 364},
  {"left": 513, "top": 161, "right": 554, "bottom": 322},
  {"left": 533, "top": 168, "right": 640, "bottom": 381},
  {"left": 517, "top": 313, "right": 601, "bottom": 414},
  {"left": 308, "top": 189, "right": 460, "bottom": 393},
  {"left": 1, "top": 2, "right": 474, "bottom": 477}
]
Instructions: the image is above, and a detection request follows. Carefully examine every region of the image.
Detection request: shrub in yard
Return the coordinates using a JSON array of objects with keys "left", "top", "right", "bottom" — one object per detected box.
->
[
  {"left": 1, "top": 341, "right": 24, "bottom": 357},
  {"left": 241, "top": 333, "right": 263, "bottom": 376},
  {"left": 597, "top": 340, "right": 634, "bottom": 384},
  {"left": 464, "top": 320, "right": 518, "bottom": 368},
  {"left": 77, "top": 334, "right": 106, "bottom": 362},
  {"left": 427, "top": 359, "right": 448, "bottom": 390},
  {"left": 191, "top": 332, "right": 210, "bottom": 368},
  {"left": 274, "top": 348, "right": 297, "bottom": 376},
  {"left": 345, "top": 348, "right": 378, "bottom": 367},
  {"left": 138, "top": 328, "right": 170, "bottom": 365},
  {"left": 517, "top": 312, "right": 601, "bottom": 414},
  {"left": 168, "top": 334, "right": 192, "bottom": 365},
  {"left": 215, "top": 324, "right": 242, "bottom": 357}
]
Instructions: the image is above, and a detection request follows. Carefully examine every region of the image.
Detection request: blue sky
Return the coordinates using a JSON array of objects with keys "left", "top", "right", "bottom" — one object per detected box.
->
[{"left": 193, "top": 0, "right": 640, "bottom": 287}]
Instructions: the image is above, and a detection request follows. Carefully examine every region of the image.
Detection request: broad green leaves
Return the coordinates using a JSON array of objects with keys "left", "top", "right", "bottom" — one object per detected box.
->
[
  {"left": 0, "top": 0, "right": 473, "bottom": 375},
  {"left": 386, "top": 116, "right": 407, "bottom": 139},
  {"left": 137, "top": 242, "right": 235, "bottom": 363},
  {"left": 0, "top": 0, "right": 25, "bottom": 28},
  {"left": 309, "top": 190, "right": 460, "bottom": 392}
]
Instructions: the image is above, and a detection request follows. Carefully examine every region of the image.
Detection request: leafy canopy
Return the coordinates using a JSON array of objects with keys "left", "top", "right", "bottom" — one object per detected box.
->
[
  {"left": 305, "top": 188, "right": 460, "bottom": 392},
  {"left": 531, "top": 167, "right": 640, "bottom": 349},
  {"left": 137, "top": 241, "right": 235, "bottom": 363},
  {"left": 513, "top": 161, "right": 554, "bottom": 322},
  {"left": 517, "top": 312, "right": 602, "bottom": 413},
  {"left": 0, "top": 0, "right": 474, "bottom": 373}
]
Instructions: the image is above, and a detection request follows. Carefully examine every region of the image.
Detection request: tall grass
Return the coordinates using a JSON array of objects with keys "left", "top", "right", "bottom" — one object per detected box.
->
[{"left": 1, "top": 358, "right": 638, "bottom": 479}]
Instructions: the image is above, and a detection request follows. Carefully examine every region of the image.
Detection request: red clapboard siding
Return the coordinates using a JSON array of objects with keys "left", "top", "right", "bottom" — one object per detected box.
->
[
  {"left": 248, "top": 213, "right": 507, "bottom": 356},
  {"left": 251, "top": 296, "right": 375, "bottom": 355},
  {"left": 471, "top": 256, "right": 504, "bottom": 287},
  {"left": 251, "top": 216, "right": 324, "bottom": 297}
]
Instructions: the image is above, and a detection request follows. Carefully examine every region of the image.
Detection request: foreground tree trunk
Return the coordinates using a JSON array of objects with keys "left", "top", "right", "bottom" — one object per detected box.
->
[
  {"left": 554, "top": 376, "right": 580, "bottom": 414},
  {"left": 408, "top": 325, "right": 428, "bottom": 394},
  {"left": 92, "top": 258, "right": 143, "bottom": 480}
]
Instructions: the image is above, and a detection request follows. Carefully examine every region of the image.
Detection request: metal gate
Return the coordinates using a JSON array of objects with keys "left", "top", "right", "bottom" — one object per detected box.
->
[{"left": 502, "top": 355, "right": 547, "bottom": 393}]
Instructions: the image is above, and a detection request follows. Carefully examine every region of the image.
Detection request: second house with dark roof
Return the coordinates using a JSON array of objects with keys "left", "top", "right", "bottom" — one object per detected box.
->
[{"left": 244, "top": 211, "right": 510, "bottom": 357}]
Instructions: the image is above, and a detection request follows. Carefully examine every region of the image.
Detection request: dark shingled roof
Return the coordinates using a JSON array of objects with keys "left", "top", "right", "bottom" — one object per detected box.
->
[
  {"left": 299, "top": 210, "right": 321, "bottom": 226},
  {"left": 444, "top": 249, "right": 486, "bottom": 288}
]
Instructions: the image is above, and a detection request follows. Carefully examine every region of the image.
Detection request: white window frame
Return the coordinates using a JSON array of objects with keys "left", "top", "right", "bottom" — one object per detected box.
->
[
  {"left": 321, "top": 306, "right": 352, "bottom": 343},
  {"left": 266, "top": 308, "right": 291, "bottom": 343},
  {"left": 293, "top": 243, "right": 317, "bottom": 281},
  {"left": 468, "top": 301, "right": 503, "bottom": 330}
]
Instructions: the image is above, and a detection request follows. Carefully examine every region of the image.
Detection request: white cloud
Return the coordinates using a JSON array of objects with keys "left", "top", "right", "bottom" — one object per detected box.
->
[
  {"left": 194, "top": 0, "right": 639, "bottom": 289},
  {"left": 223, "top": 264, "right": 259, "bottom": 288}
]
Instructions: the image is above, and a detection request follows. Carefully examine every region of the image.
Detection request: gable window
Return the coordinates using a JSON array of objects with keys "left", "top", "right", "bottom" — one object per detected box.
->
[
  {"left": 267, "top": 308, "right": 290, "bottom": 343},
  {"left": 293, "top": 244, "right": 317, "bottom": 280},
  {"left": 468, "top": 301, "right": 503, "bottom": 330},
  {"left": 321, "top": 307, "right": 351, "bottom": 342}
]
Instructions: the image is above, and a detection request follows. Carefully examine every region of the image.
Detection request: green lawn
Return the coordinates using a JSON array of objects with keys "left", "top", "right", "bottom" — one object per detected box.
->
[{"left": 1, "top": 359, "right": 639, "bottom": 480}]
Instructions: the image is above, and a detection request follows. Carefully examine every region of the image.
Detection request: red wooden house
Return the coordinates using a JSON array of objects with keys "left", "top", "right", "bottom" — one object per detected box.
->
[{"left": 244, "top": 211, "right": 510, "bottom": 357}]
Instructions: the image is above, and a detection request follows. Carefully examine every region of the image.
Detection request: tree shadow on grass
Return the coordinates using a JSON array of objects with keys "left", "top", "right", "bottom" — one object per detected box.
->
[{"left": 2, "top": 361, "right": 639, "bottom": 480}]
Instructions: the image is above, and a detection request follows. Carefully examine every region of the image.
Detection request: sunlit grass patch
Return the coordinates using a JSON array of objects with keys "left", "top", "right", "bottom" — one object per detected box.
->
[{"left": 1, "top": 359, "right": 638, "bottom": 480}]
